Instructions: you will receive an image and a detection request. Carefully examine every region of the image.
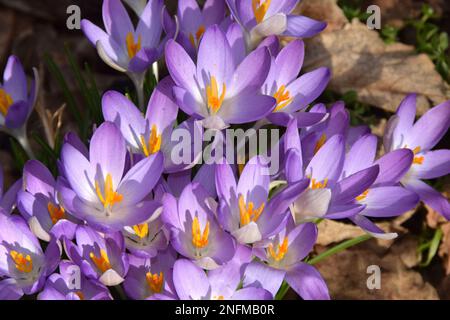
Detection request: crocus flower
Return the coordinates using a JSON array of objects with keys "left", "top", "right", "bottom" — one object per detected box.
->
[
  {"left": 0, "top": 166, "right": 22, "bottom": 214},
  {"left": 38, "top": 260, "right": 112, "bottom": 300},
  {"left": 384, "top": 94, "right": 450, "bottom": 219},
  {"left": 59, "top": 122, "right": 163, "bottom": 232},
  {"left": 171, "top": 258, "right": 271, "bottom": 300},
  {"left": 0, "top": 55, "right": 38, "bottom": 132},
  {"left": 262, "top": 39, "right": 330, "bottom": 127},
  {"left": 165, "top": 25, "right": 276, "bottom": 130},
  {"left": 0, "top": 212, "right": 61, "bottom": 299},
  {"left": 81, "top": 0, "right": 167, "bottom": 75},
  {"left": 162, "top": 183, "right": 236, "bottom": 270},
  {"left": 175, "top": 0, "right": 227, "bottom": 57},
  {"left": 216, "top": 156, "right": 310, "bottom": 244},
  {"left": 64, "top": 226, "right": 129, "bottom": 286},
  {"left": 102, "top": 77, "right": 203, "bottom": 173},
  {"left": 226, "top": 0, "right": 326, "bottom": 49},
  {"left": 17, "top": 160, "right": 79, "bottom": 242},
  {"left": 123, "top": 247, "right": 177, "bottom": 300},
  {"left": 246, "top": 219, "right": 329, "bottom": 300}
]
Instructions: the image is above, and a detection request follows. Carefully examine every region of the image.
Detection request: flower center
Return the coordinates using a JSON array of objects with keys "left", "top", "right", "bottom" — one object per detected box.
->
[
  {"left": 314, "top": 134, "right": 327, "bottom": 155},
  {"left": 47, "top": 202, "right": 65, "bottom": 225},
  {"left": 238, "top": 194, "right": 265, "bottom": 226},
  {"left": 273, "top": 85, "right": 293, "bottom": 112},
  {"left": 189, "top": 25, "right": 206, "bottom": 49},
  {"left": 310, "top": 178, "right": 328, "bottom": 190},
  {"left": 133, "top": 223, "right": 149, "bottom": 239},
  {"left": 146, "top": 271, "right": 164, "bottom": 293},
  {"left": 10, "top": 250, "right": 33, "bottom": 273},
  {"left": 213, "top": 295, "right": 225, "bottom": 300},
  {"left": 126, "top": 32, "right": 142, "bottom": 59},
  {"left": 140, "top": 125, "right": 162, "bottom": 157},
  {"left": 191, "top": 216, "right": 210, "bottom": 249},
  {"left": 89, "top": 249, "right": 112, "bottom": 273},
  {"left": 0, "top": 88, "right": 13, "bottom": 116},
  {"left": 75, "top": 291, "right": 85, "bottom": 300},
  {"left": 267, "top": 237, "right": 288, "bottom": 262},
  {"left": 252, "top": 0, "right": 271, "bottom": 23},
  {"left": 355, "top": 189, "right": 369, "bottom": 202},
  {"left": 95, "top": 173, "right": 123, "bottom": 210},
  {"left": 412, "top": 146, "right": 424, "bottom": 165},
  {"left": 206, "top": 76, "right": 226, "bottom": 114}
]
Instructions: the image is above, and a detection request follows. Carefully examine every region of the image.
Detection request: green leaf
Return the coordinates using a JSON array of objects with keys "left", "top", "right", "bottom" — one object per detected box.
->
[{"left": 9, "top": 138, "right": 29, "bottom": 170}]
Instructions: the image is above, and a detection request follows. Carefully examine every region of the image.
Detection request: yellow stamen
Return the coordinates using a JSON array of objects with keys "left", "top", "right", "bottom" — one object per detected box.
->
[
  {"left": 273, "top": 85, "right": 293, "bottom": 112},
  {"left": 238, "top": 195, "right": 265, "bottom": 226},
  {"left": 314, "top": 134, "right": 327, "bottom": 155},
  {"left": 75, "top": 291, "right": 85, "bottom": 300},
  {"left": 146, "top": 271, "right": 164, "bottom": 293},
  {"left": 47, "top": 203, "right": 65, "bottom": 225},
  {"left": 10, "top": 251, "right": 33, "bottom": 273},
  {"left": 310, "top": 178, "right": 328, "bottom": 190},
  {"left": 133, "top": 223, "right": 149, "bottom": 239},
  {"left": 355, "top": 189, "right": 369, "bottom": 202},
  {"left": 268, "top": 237, "right": 288, "bottom": 262},
  {"left": 189, "top": 25, "right": 206, "bottom": 48},
  {"left": 89, "top": 249, "right": 112, "bottom": 273},
  {"left": 252, "top": 0, "right": 272, "bottom": 23},
  {"left": 191, "top": 216, "right": 210, "bottom": 249},
  {"left": 411, "top": 146, "right": 424, "bottom": 165},
  {"left": 95, "top": 174, "right": 123, "bottom": 209},
  {"left": 213, "top": 295, "right": 225, "bottom": 300},
  {"left": 206, "top": 76, "right": 226, "bottom": 114},
  {"left": 126, "top": 32, "right": 142, "bottom": 59},
  {"left": 140, "top": 125, "right": 162, "bottom": 157},
  {"left": 0, "top": 89, "right": 13, "bottom": 116}
]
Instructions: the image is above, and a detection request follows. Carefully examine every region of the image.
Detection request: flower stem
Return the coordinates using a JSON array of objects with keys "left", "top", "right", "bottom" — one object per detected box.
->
[
  {"left": 129, "top": 72, "right": 146, "bottom": 111},
  {"left": 16, "top": 130, "right": 36, "bottom": 160}
]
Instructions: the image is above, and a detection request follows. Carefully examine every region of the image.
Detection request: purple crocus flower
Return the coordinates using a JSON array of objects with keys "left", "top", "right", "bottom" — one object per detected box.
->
[
  {"left": 0, "top": 55, "right": 38, "bottom": 132},
  {"left": 64, "top": 226, "right": 129, "bottom": 286},
  {"left": 38, "top": 260, "right": 112, "bottom": 300},
  {"left": 262, "top": 39, "right": 330, "bottom": 127},
  {"left": 226, "top": 0, "right": 326, "bottom": 49},
  {"left": 17, "top": 160, "right": 79, "bottom": 242},
  {"left": 81, "top": 0, "right": 167, "bottom": 75},
  {"left": 384, "top": 94, "right": 450, "bottom": 219},
  {"left": 216, "top": 156, "right": 310, "bottom": 244},
  {"left": 246, "top": 219, "right": 329, "bottom": 300},
  {"left": 175, "top": 0, "right": 227, "bottom": 57},
  {"left": 162, "top": 183, "right": 236, "bottom": 270},
  {"left": 0, "top": 166, "right": 22, "bottom": 214},
  {"left": 171, "top": 258, "right": 271, "bottom": 300},
  {"left": 123, "top": 247, "right": 177, "bottom": 300},
  {"left": 58, "top": 122, "right": 163, "bottom": 232},
  {"left": 0, "top": 212, "right": 61, "bottom": 299},
  {"left": 165, "top": 25, "right": 276, "bottom": 130},
  {"left": 102, "top": 77, "right": 203, "bottom": 173}
]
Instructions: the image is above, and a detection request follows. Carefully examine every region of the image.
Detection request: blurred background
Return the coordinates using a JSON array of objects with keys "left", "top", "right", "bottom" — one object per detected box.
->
[{"left": 0, "top": 0, "right": 449, "bottom": 299}]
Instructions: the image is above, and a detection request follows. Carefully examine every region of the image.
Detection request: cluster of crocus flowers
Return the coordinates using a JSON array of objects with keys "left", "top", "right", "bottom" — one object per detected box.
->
[{"left": 0, "top": 0, "right": 449, "bottom": 301}]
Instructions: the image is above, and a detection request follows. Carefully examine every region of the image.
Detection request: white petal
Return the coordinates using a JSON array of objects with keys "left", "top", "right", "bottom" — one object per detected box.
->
[{"left": 291, "top": 188, "right": 331, "bottom": 223}]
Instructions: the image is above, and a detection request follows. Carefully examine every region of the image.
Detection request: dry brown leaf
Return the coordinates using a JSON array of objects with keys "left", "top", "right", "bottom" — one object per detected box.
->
[
  {"left": 297, "top": 0, "right": 450, "bottom": 115},
  {"left": 317, "top": 220, "right": 365, "bottom": 246}
]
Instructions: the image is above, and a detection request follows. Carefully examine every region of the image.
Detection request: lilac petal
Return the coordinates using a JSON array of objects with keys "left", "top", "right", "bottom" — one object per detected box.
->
[
  {"left": 197, "top": 25, "right": 235, "bottom": 88},
  {"left": 286, "top": 263, "right": 330, "bottom": 300},
  {"left": 325, "top": 203, "right": 365, "bottom": 219},
  {"left": 128, "top": 47, "right": 159, "bottom": 73},
  {"left": 268, "top": 111, "right": 326, "bottom": 127},
  {"left": 285, "top": 149, "right": 303, "bottom": 183},
  {"left": 136, "top": 0, "right": 163, "bottom": 48},
  {"left": 219, "top": 93, "right": 276, "bottom": 124},
  {"left": 162, "top": 193, "right": 181, "bottom": 229},
  {"left": 284, "top": 222, "right": 317, "bottom": 265},
  {"left": 243, "top": 262, "right": 285, "bottom": 297},
  {"left": 405, "top": 100, "right": 450, "bottom": 151},
  {"left": 257, "top": 35, "right": 280, "bottom": 56},
  {"left": 350, "top": 214, "right": 398, "bottom": 240},
  {"left": 64, "top": 132, "right": 89, "bottom": 158},
  {"left": 412, "top": 149, "right": 450, "bottom": 179},
  {"left": 90, "top": 122, "right": 126, "bottom": 189},
  {"left": 373, "top": 149, "right": 413, "bottom": 185},
  {"left": 231, "top": 287, "right": 272, "bottom": 300},
  {"left": 24, "top": 160, "right": 55, "bottom": 198},
  {"left": 5, "top": 101, "right": 29, "bottom": 129},
  {"left": 405, "top": 179, "right": 450, "bottom": 220},
  {"left": 283, "top": 67, "right": 331, "bottom": 113},
  {"left": 3, "top": 55, "right": 27, "bottom": 101},
  {"left": 251, "top": 14, "right": 287, "bottom": 40},
  {"left": 118, "top": 152, "right": 164, "bottom": 205},
  {"left": 226, "top": 23, "right": 247, "bottom": 66},
  {"left": 103, "top": 0, "right": 134, "bottom": 46},
  {"left": 44, "top": 238, "right": 62, "bottom": 276},
  {"left": 284, "top": 118, "right": 301, "bottom": 152},
  {"left": 177, "top": 0, "right": 202, "bottom": 32},
  {"left": 173, "top": 86, "right": 206, "bottom": 118},
  {"left": 230, "top": 47, "right": 271, "bottom": 95},
  {"left": 194, "top": 163, "right": 217, "bottom": 198},
  {"left": 178, "top": 183, "right": 212, "bottom": 229},
  {"left": 215, "top": 161, "right": 237, "bottom": 205},
  {"left": 173, "top": 259, "right": 210, "bottom": 300},
  {"left": 342, "top": 134, "right": 377, "bottom": 178},
  {"left": 102, "top": 90, "right": 145, "bottom": 150},
  {"left": 266, "top": 0, "right": 298, "bottom": 16},
  {"left": 274, "top": 40, "right": 304, "bottom": 86},
  {"left": 359, "top": 186, "right": 419, "bottom": 218},
  {"left": 1, "top": 179, "right": 22, "bottom": 213},
  {"left": 203, "top": 0, "right": 226, "bottom": 26},
  {"left": 385, "top": 93, "right": 416, "bottom": 150},
  {"left": 284, "top": 15, "right": 327, "bottom": 38},
  {"left": 237, "top": 157, "right": 270, "bottom": 207},
  {"left": 306, "top": 134, "right": 345, "bottom": 184},
  {"left": 332, "top": 165, "right": 379, "bottom": 204},
  {"left": 51, "top": 219, "right": 78, "bottom": 241},
  {"left": 167, "top": 171, "right": 192, "bottom": 198},
  {"left": 0, "top": 279, "right": 23, "bottom": 300},
  {"left": 347, "top": 125, "right": 371, "bottom": 147}
]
